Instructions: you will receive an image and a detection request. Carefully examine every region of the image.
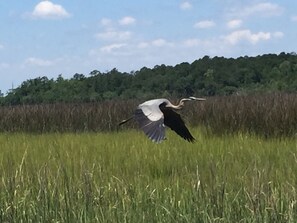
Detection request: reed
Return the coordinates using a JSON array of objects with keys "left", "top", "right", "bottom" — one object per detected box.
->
[
  {"left": 190, "top": 93, "right": 297, "bottom": 137},
  {"left": 0, "top": 93, "right": 296, "bottom": 137}
]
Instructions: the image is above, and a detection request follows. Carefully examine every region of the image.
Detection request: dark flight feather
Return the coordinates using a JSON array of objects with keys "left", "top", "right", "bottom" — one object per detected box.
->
[
  {"left": 159, "top": 104, "right": 195, "bottom": 142},
  {"left": 134, "top": 108, "right": 165, "bottom": 143}
]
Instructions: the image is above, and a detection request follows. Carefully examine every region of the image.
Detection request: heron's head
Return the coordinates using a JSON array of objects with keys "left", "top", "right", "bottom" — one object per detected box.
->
[{"left": 175, "top": 96, "right": 206, "bottom": 109}]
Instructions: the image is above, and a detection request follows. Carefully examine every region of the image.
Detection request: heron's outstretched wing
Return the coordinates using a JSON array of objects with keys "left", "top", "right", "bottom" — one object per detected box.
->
[
  {"left": 134, "top": 102, "right": 166, "bottom": 143},
  {"left": 160, "top": 108, "right": 195, "bottom": 142}
]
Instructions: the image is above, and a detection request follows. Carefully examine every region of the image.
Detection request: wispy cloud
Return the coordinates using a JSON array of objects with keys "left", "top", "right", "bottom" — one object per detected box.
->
[
  {"left": 180, "top": 2, "right": 192, "bottom": 10},
  {"left": 194, "top": 20, "right": 215, "bottom": 29},
  {"left": 99, "top": 43, "right": 127, "bottom": 53},
  {"left": 0, "top": 44, "right": 4, "bottom": 50},
  {"left": 31, "top": 1, "right": 70, "bottom": 19},
  {"left": 95, "top": 30, "right": 132, "bottom": 41},
  {"left": 230, "top": 2, "right": 283, "bottom": 18},
  {"left": 151, "top": 38, "right": 172, "bottom": 47},
  {"left": 96, "top": 17, "right": 135, "bottom": 42},
  {"left": 118, "top": 16, "right": 136, "bottom": 26},
  {"left": 227, "top": 19, "right": 242, "bottom": 29},
  {"left": 135, "top": 39, "right": 173, "bottom": 48},
  {"left": 24, "top": 57, "right": 54, "bottom": 66},
  {"left": 182, "top": 38, "right": 214, "bottom": 48},
  {"left": 224, "top": 29, "right": 272, "bottom": 45}
]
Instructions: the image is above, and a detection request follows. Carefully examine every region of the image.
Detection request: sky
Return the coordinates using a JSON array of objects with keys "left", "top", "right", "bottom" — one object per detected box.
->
[{"left": 0, "top": 0, "right": 297, "bottom": 94}]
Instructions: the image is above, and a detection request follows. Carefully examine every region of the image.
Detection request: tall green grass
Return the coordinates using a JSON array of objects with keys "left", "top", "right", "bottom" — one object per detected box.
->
[{"left": 0, "top": 129, "right": 296, "bottom": 222}]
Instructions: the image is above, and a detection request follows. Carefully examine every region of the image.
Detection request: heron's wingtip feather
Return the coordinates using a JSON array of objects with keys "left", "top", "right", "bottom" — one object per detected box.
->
[{"left": 119, "top": 117, "right": 133, "bottom": 126}]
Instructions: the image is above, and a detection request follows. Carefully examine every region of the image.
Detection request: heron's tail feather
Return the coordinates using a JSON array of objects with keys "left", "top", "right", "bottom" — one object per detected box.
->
[{"left": 119, "top": 116, "right": 133, "bottom": 126}]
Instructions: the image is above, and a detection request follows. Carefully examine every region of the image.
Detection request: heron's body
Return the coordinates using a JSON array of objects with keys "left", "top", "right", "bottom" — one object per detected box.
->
[{"left": 119, "top": 97, "right": 205, "bottom": 143}]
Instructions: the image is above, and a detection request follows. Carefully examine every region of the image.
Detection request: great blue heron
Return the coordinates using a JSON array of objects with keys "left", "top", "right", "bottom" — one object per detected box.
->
[{"left": 119, "top": 97, "right": 206, "bottom": 143}]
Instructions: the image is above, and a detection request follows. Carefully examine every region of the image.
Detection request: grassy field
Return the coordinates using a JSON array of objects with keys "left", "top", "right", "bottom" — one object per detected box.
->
[{"left": 0, "top": 129, "right": 296, "bottom": 222}]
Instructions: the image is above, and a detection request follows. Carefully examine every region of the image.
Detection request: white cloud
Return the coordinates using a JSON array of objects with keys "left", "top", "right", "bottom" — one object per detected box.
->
[
  {"left": 95, "top": 30, "right": 132, "bottom": 41},
  {"left": 118, "top": 16, "right": 136, "bottom": 26},
  {"left": 224, "top": 29, "right": 271, "bottom": 45},
  {"left": 100, "top": 43, "right": 127, "bottom": 53},
  {"left": 24, "top": 57, "right": 53, "bottom": 66},
  {"left": 227, "top": 19, "right": 242, "bottom": 29},
  {"left": 32, "top": 1, "right": 70, "bottom": 19},
  {"left": 98, "top": 18, "right": 134, "bottom": 42},
  {"left": 180, "top": 2, "right": 192, "bottom": 10},
  {"left": 152, "top": 39, "right": 167, "bottom": 47},
  {"left": 231, "top": 2, "right": 283, "bottom": 18},
  {"left": 151, "top": 38, "right": 173, "bottom": 47},
  {"left": 194, "top": 20, "right": 215, "bottom": 29},
  {"left": 136, "top": 39, "right": 173, "bottom": 49},
  {"left": 0, "top": 44, "right": 4, "bottom": 49}
]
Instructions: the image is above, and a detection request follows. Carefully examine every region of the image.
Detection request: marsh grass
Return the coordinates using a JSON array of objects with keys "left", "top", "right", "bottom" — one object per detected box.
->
[
  {"left": 191, "top": 93, "right": 297, "bottom": 137},
  {"left": 0, "top": 130, "right": 296, "bottom": 222},
  {"left": 0, "top": 93, "right": 297, "bottom": 138}
]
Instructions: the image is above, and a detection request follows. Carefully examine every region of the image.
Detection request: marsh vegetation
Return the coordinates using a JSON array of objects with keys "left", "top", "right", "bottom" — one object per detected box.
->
[
  {"left": 0, "top": 93, "right": 297, "bottom": 221},
  {"left": 0, "top": 131, "right": 296, "bottom": 222}
]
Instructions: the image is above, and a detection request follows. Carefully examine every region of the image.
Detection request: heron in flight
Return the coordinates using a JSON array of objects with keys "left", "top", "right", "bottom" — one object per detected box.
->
[{"left": 119, "top": 97, "right": 206, "bottom": 143}]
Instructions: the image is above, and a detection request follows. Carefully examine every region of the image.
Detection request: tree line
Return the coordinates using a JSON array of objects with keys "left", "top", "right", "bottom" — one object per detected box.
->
[{"left": 1, "top": 52, "right": 297, "bottom": 105}]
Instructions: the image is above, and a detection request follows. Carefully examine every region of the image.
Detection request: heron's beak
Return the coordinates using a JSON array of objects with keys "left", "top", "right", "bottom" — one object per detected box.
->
[{"left": 189, "top": 96, "right": 206, "bottom": 101}]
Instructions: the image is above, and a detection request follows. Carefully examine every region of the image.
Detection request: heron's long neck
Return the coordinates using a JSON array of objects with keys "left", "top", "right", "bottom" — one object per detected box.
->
[{"left": 170, "top": 100, "right": 185, "bottom": 110}]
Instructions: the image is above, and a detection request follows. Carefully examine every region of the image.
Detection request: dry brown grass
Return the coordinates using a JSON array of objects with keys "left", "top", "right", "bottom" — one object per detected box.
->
[
  {"left": 190, "top": 92, "right": 297, "bottom": 137},
  {"left": 0, "top": 100, "right": 137, "bottom": 133},
  {"left": 0, "top": 93, "right": 297, "bottom": 137}
]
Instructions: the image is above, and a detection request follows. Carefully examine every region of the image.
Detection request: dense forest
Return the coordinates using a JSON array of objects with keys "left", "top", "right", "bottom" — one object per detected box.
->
[{"left": 1, "top": 52, "right": 297, "bottom": 105}]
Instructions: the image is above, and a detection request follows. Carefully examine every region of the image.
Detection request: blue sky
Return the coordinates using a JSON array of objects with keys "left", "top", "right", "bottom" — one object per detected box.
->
[{"left": 0, "top": 0, "right": 296, "bottom": 93}]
